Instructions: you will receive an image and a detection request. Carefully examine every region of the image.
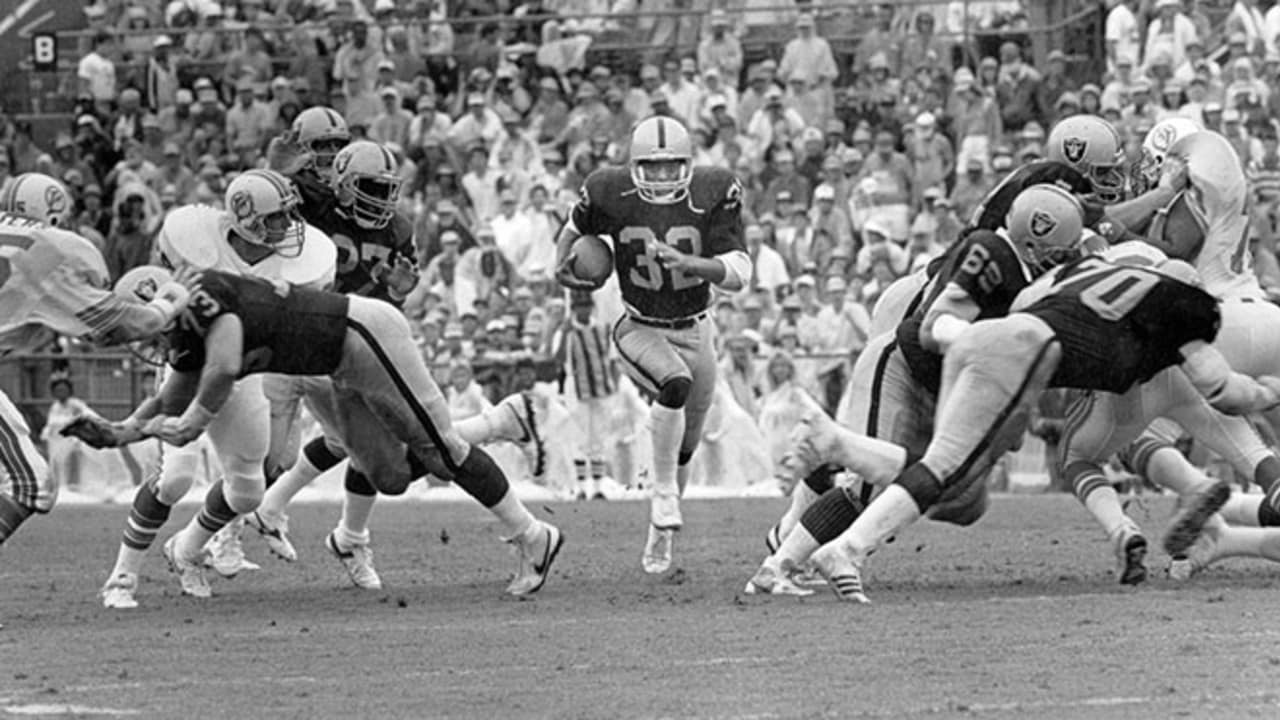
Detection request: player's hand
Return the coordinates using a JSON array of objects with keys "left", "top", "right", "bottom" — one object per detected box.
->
[
  {"left": 266, "top": 130, "right": 311, "bottom": 175},
  {"left": 140, "top": 415, "right": 203, "bottom": 446},
  {"left": 372, "top": 255, "right": 420, "bottom": 298},
  {"left": 1157, "top": 156, "right": 1189, "bottom": 193},
  {"left": 1258, "top": 376, "right": 1280, "bottom": 409},
  {"left": 172, "top": 265, "right": 203, "bottom": 292},
  {"left": 60, "top": 415, "right": 144, "bottom": 449},
  {"left": 651, "top": 242, "right": 698, "bottom": 275},
  {"left": 554, "top": 253, "right": 601, "bottom": 290}
]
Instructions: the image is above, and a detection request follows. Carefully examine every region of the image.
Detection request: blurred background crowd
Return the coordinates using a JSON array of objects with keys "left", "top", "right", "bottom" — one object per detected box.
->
[{"left": 4, "top": 0, "right": 1280, "bottom": 493}]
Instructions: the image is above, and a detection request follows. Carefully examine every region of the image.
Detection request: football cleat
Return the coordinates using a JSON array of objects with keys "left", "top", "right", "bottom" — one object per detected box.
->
[
  {"left": 496, "top": 391, "right": 547, "bottom": 480},
  {"left": 1163, "top": 480, "right": 1231, "bottom": 557},
  {"left": 642, "top": 524, "right": 675, "bottom": 574},
  {"left": 765, "top": 523, "right": 783, "bottom": 553},
  {"left": 246, "top": 509, "right": 298, "bottom": 562},
  {"left": 506, "top": 521, "right": 564, "bottom": 596},
  {"left": 743, "top": 561, "right": 814, "bottom": 597},
  {"left": 101, "top": 572, "right": 140, "bottom": 610},
  {"left": 205, "top": 519, "right": 261, "bottom": 578},
  {"left": 1110, "top": 523, "right": 1148, "bottom": 585},
  {"left": 1169, "top": 517, "right": 1223, "bottom": 581},
  {"left": 810, "top": 543, "right": 871, "bottom": 604},
  {"left": 650, "top": 493, "right": 683, "bottom": 531},
  {"left": 162, "top": 535, "right": 212, "bottom": 599},
  {"left": 325, "top": 531, "right": 383, "bottom": 590}
]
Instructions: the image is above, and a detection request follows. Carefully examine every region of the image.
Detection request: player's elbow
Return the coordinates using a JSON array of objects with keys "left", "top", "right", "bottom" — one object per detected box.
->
[{"left": 715, "top": 250, "right": 752, "bottom": 291}]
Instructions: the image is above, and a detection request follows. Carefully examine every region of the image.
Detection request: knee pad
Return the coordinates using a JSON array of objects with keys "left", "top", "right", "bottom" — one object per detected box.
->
[
  {"left": 657, "top": 376, "right": 693, "bottom": 409},
  {"left": 221, "top": 456, "right": 265, "bottom": 514},
  {"left": 155, "top": 453, "right": 200, "bottom": 505}
]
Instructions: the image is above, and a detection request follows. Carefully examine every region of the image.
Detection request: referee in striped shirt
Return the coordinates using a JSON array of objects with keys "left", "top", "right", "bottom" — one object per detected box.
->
[{"left": 556, "top": 291, "right": 617, "bottom": 500}]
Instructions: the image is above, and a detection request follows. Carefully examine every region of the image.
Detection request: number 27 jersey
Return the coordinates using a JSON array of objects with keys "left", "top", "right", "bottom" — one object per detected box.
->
[{"left": 570, "top": 166, "right": 745, "bottom": 319}]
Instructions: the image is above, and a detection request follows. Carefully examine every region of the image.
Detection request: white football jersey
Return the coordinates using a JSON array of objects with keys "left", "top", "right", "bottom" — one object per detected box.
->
[
  {"left": 158, "top": 205, "right": 337, "bottom": 289},
  {"left": 1174, "top": 131, "right": 1260, "bottom": 300},
  {"left": 0, "top": 213, "right": 127, "bottom": 351}
]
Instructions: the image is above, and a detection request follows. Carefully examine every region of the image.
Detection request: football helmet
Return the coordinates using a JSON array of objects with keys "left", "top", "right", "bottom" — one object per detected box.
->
[
  {"left": 291, "top": 106, "right": 351, "bottom": 181},
  {"left": 0, "top": 173, "right": 73, "bottom": 227},
  {"left": 1046, "top": 115, "right": 1127, "bottom": 204},
  {"left": 113, "top": 265, "right": 177, "bottom": 364},
  {"left": 629, "top": 116, "right": 693, "bottom": 204},
  {"left": 1006, "top": 183, "right": 1086, "bottom": 276},
  {"left": 331, "top": 140, "right": 402, "bottom": 229},
  {"left": 1133, "top": 118, "right": 1202, "bottom": 194},
  {"left": 225, "top": 169, "right": 306, "bottom": 257}
]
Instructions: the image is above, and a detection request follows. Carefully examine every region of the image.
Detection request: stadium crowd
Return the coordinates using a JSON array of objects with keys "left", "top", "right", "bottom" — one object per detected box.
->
[{"left": 6, "top": 0, "right": 1280, "bottom": 491}]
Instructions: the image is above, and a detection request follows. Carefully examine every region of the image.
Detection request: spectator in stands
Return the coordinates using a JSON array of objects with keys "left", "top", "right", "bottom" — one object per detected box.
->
[
  {"left": 223, "top": 27, "right": 274, "bottom": 90},
  {"left": 746, "top": 87, "right": 804, "bottom": 164},
  {"left": 698, "top": 10, "right": 743, "bottom": 83},
  {"left": 855, "top": 218, "right": 909, "bottom": 277},
  {"left": 997, "top": 42, "right": 1046, "bottom": 133},
  {"left": 810, "top": 182, "right": 855, "bottom": 254},
  {"left": 721, "top": 331, "right": 763, "bottom": 419},
  {"left": 449, "top": 93, "right": 503, "bottom": 156},
  {"left": 102, "top": 185, "right": 156, "bottom": 281},
  {"left": 371, "top": 87, "right": 413, "bottom": 148},
  {"left": 79, "top": 31, "right": 118, "bottom": 113},
  {"left": 334, "top": 19, "right": 385, "bottom": 127},
  {"left": 1106, "top": 0, "right": 1141, "bottom": 72},
  {"left": 1227, "top": 0, "right": 1268, "bottom": 57},
  {"left": 858, "top": 129, "right": 914, "bottom": 242},
  {"left": 146, "top": 36, "right": 180, "bottom": 113},
  {"left": 226, "top": 79, "right": 274, "bottom": 162},
  {"left": 856, "top": 4, "right": 901, "bottom": 77},
  {"left": 745, "top": 223, "right": 789, "bottom": 295},
  {"left": 662, "top": 57, "right": 703, "bottom": 125},
  {"left": 186, "top": 5, "right": 230, "bottom": 63},
  {"left": 906, "top": 112, "right": 953, "bottom": 205}
]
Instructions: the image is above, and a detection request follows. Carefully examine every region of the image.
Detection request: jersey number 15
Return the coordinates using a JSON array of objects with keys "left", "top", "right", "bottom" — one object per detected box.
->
[{"left": 619, "top": 226, "right": 703, "bottom": 291}]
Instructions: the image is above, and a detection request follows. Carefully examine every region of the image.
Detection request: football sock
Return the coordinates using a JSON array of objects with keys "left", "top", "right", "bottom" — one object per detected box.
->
[
  {"left": 453, "top": 446, "right": 511, "bottom": 507},
  {"left": 649, "top": 405, "right": 685, "bottom": 499},
  {"left": 336, "top": 488, "right": 377, "bottom": 547},
  {"left": 590, "top": 458, "right": 606, "bottom": 481},
  {"left": 176, "top": 481, "right": 237, "bottom": 559},
  {"left": 776, "top": 480, "right": 823, "bottom": 544},
  {"left": 115, "top": 482, "right": 173, "bottom": 576},
  {"left": 1212, "top": 520, "right": 1280, "bottom": 563},
  {"left": 676, "top": 460, "right": 692, "bottom": 496},
  {"left": 0, "top": 494, "right": 33, "bottom": 545},
  {"left": 1066, "top": 461, "right": 1131, "bottom": 538},
  {"left": 491, "top": 487, "right": 537, "bottom": 540},
  {"left": 258, "top": 446, "right": 328, "bottom": 517},
  {"left": 574, "top": 458, "right": 588, "bottom": 484},
  {"left": 1142, "top": 446, "right": 1215, "bottom": 496},
  {"left": 1220, "top": 494, "right": 1263, "bottom": 526},
  {"left": 833, "top": 480, "right": 926, "bottom": 560}
]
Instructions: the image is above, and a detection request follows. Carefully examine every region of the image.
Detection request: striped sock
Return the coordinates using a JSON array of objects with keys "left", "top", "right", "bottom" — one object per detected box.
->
[
  {"left": 177, "top": 481, "right": 237, "bottom": 559},
  {"left": 574, "top": 459, "right": 588, "bottom": 484},
  {"left": 122, "top": 482, "right": 172, "bottom": 551},
  {"left": 0, "top": 493, "right": 33, "bottom": 544}
]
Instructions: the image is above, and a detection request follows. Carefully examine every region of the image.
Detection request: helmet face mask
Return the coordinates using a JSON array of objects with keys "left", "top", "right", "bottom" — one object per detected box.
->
[
  {"left": 291, "top": 107, "right": 351, "bottom": 182},
  {"left": 1132, "top": 118, "right": 1202, "bottom": 195},
  {"left": 226, "top": 170, "right": 307, "bottom": 257},
  {"left": 629, "top": 117, "right": 693, "bottom": 204},
  {"left": 1046, "top": 115, "right": 1128, "bottom": 204},
  {"left": 331, "top": 141, "right": 402, "bottom": 229}
]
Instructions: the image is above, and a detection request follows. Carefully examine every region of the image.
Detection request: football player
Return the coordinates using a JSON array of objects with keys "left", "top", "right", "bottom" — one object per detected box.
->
[
  {"left": 810, "top": 255, "right": 1280, "bottom": 602},
  {"left": 247, "top": 137, "right": 546, "bottom": 589},
  {"left": 99, "top": 168, "right": 338, "bottom": 609},
  {"left": 554, "top": 116, "right": 750, "bottom": 573},
  {"left": 747, "top": 184, "right": 1088, "bottom": 595},
  {"left": 0, "top": 176, "right": 192, "bottom": 617},
  {"left": 82, "top": 266, "right": 563, "bottom": 603}
]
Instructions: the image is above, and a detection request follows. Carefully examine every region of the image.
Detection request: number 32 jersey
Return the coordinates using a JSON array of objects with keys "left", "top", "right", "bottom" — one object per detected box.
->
[{"left": 570, "top": 166, "right": 745, "bottom": 319}]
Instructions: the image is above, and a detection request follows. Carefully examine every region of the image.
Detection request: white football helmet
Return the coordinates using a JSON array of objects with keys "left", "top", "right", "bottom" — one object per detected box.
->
[
  {"left": 1006, "top": 183, "right": 1086, "bottom": 276},
  {"left": 113, "top": 264, "right": 177, "bottom": 362},
  {"left": 0, "top": 173, "right": 73, "bottom": 227},
  {"left": 629, "top": 116, "right": 693, "bottom": 204},
  {"left": 225, "top": 169, "right": 305, "bottom": 257},
  {"left": 1145, "top": 130, "right": 1247, "bottom": 260},
  {"left": 1134, "top": 118, "right": 1202, "bottom": 194},
  {"left": 292, "top": 106, "right": 351, "bottom": 181},
  {"left": 1046, "top": 115, "right": 1127, "bottom": 204},
  {"left": 331, "top": 140, "right": 402, "bottom": 229}
]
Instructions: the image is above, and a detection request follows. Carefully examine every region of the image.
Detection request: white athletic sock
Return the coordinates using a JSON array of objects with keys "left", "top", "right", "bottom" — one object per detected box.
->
[
  {"left": 337, "top": 491, "right": 376, "bottom": 546},
  {"left": 176, "top": 518, "right": 217, "bottom": 560},
  {"left": 490, "top": 487, "right": 537, "bottom": 540},
  {"left": 676, "top": 461, "right": 692, "bottom": 496},
  {"left": 777, "top": 482, "right": 822, "bottom": 543},
  {"left": 111, "top": 544, "right": 147, "bottom": 578},
  {"left": 455, "top": 411, "right": 498, "bottom": 445},
  {"left": 775, "top": 523, "right": 822, "bottom": 568},
  {"left": 1083, "top": 486, "right": 1132, "bottom": 540},
  {"left": 259, "top": 453, "right": 323, "bottom": 517},
  {"left": 649, "top": 405, "right": 685, "bottom": 498},
  {"left": 1145, "top": 447, "right": 1215, "bottom": 496},
  {"left": 834, "top": 484, "right": 921, "bottom": 561},
  {"left": 1219, "top": 494, "right": 1261, "bottom": 526},
  {"left": 1214, "top": 522, "right": 1280, "bottom": 563}
]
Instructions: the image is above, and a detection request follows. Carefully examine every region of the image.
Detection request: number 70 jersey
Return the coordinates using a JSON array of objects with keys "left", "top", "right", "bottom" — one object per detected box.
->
[{"left": 570, "top": 166, "right": 745, "bottom": 319}]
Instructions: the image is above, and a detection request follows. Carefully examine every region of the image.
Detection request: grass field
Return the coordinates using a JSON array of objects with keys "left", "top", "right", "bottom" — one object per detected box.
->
[{"left": 3, "top": 494, "right": 1280, "bottom": 719}]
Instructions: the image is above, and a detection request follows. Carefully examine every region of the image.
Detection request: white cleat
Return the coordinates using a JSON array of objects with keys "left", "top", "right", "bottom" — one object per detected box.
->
[
  {"left": 1109, "top": 523, "right": 1148, "bottom": 586},
  {"left": 246, "top": 510, "right": 298, "bottom": 562},
  {"left": 743, "top": 561, "right": 814, "bottom": 596},
  {"left": 1163, "top": 480, "right": 1231, "bottom": 558},
  {"left": 325, "top": 531, "right": 383, "bottom": 590},
  {"left": 810, "top": 543, "right": 871, "bottom": 604},
  {"left": 650, "top": 493, "right": 683, "bottom": 530},
  {"left": 1169, "top": 518, "right": 1222, "bottom": 581},
  {"left": 506, "top": 521, "right": 565, "bottom": 596},
  {"left": 642, "top": 524, "right": 675, "bottom": 574},
  {"left": 205, "top": 519, "right": 261, "bottom": 578},
  {"left": 162, "top": 535, "right": 212, "bottom": 599},
  {"left": 498, "top": 391, "right": 547, "bottom": 480},
  {"left": 101, "top": 572, "right": 140, "bottom": 609}
]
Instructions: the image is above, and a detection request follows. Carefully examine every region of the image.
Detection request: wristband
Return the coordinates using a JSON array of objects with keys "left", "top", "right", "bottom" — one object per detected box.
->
[
  {"left": 178, "top": 403, "right": 217, "bottom": 433},
  {"left": 147, "top": 281, "right": 191, "bottom": 325}
]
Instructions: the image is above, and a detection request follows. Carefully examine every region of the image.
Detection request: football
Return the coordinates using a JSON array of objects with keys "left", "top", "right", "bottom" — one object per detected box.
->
[{"left": 570, "top": 235, "right": 614, "bottom": 286}]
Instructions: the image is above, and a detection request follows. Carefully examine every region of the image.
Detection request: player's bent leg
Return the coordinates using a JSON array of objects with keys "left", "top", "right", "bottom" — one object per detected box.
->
[
  {"left": 0, "top": 391, "right": 52, "bottom": 546},
  {"left": 455, "top": 391, "right": 549, "bottom": 480},
  {"left": 325, "top": 467, "right": 381, "bottom": 590},
  {"left": 262, "top": 374, "right": 306, "bottom": 485},
  {"left": 249, "top": 435, "right": 347, "bottom": 563}
]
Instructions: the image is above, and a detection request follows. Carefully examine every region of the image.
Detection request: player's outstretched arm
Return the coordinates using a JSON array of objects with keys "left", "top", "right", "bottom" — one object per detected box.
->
[
  {"left": 142, "top": 315, "right": 243, "bottom": 446},
  {"left": 1181, "top": 340, "right": 1280, "bottom": 414},
  {"left": 1103, "top": 156, "right": 1189, "bottom": 240}
]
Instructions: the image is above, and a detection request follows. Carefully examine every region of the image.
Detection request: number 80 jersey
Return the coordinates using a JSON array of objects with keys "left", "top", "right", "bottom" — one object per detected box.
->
[{"left": 570, "top": 166, "right": 745, "bottom": 319}]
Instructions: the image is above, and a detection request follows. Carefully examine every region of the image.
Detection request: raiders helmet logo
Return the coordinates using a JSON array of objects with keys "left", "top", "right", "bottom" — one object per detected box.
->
[
  {"left": 334, "top": 150, "right": 352, "bottom": 175},
  {"left": 1030, "top": 210, "right": 1058, "bottom": 238},
  {"left": 132, "top": 277, "right": 158, "bottom": 302},
  {"left": 1062, "top": 137, "right": 1087, "bottom": 163},
  {"left": 44, "top": 186, "right": 67, "bottom": 214},
  {"left": 230, "top": 190, "right": 255, "bottom": 222},
  {"left": 1150, "top": 124, "right": 1176, "bottom": 152}
]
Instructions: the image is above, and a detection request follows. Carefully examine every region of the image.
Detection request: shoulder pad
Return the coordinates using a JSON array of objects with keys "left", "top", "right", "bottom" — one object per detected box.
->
[
  {"left": 280, "top": 224, "right": 338, "bottom": 287},
  {"left": 159, "top": 205, "right": 228, "bottom": 270},
  {"left": 1102, "top": 240, "right": 1168, "bottom": 267},
  {"left": 583, "top": 167, "right": 631, "bottom": 203},
  {"left": 690, "top": 166, "right": 741, "bottom": 209}
]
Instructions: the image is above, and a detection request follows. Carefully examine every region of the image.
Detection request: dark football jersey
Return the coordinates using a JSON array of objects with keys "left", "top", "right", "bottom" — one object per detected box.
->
[
  {"left": 570, "top": 166, "right": 745, "bottom": 319},
  {"left": 167, "top": 270, "right": 350, "bottom": 377},
  {"left": 293, "top": 171, "right": 416, "bottom": 303},
  {"left": 967, "top": 160, "right": 1105, "bottom": 234},
  {"left": 1025, "top": 256, "right": 1221, "bottom": 393},
  {"left": 898, "top": 229, "right": 1032, "bottom": 394}
]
